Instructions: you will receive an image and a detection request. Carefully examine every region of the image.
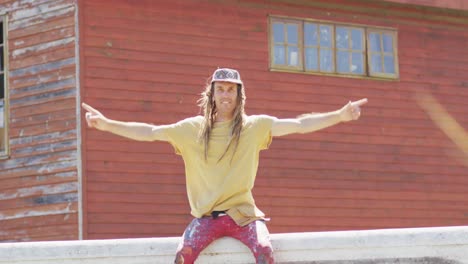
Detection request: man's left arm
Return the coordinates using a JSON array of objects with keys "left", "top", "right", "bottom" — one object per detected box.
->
[{"left": 271, "top": 98, "right": 368, "bottom": 137}]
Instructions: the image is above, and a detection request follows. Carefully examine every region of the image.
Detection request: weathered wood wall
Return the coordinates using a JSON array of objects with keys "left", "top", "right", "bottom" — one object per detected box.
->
[
  {"left": 384, "top": 0, "right": 468, "bottom": 11},
  {"left": 0, "top": 0, "right": 79, "bottom": 241},
  {"left": 80, "top": 0, "right": 467, "bottom": 239}
]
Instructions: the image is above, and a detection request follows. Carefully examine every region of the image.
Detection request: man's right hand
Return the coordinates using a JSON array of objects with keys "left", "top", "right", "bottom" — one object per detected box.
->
[{"left": 82, "top": 103, "right": 108, "bottom": 131}]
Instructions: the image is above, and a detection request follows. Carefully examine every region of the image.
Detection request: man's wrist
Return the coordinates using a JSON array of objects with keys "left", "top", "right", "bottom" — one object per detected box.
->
[
  {"left": 336, "top": 109, "right": 345, "bottom": 122},
  {"left": 99, "top": 118, "right": 111, "bottom": 132}
]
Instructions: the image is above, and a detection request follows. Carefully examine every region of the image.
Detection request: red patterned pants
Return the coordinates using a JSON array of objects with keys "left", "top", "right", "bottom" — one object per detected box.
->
[{"left": 174, "top": 215, "right": 274, "bottom": 264}]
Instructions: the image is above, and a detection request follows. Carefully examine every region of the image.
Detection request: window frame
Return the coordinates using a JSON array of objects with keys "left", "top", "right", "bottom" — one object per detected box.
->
[
  {"left": 0, "top": 13, "right": 9, "bottom": 159},
  {"left": 305, "top": 22, "right": 336, "bottom": 73},
  {"left": 269, "top": 15, "right": 399, "bottom": 80},
  {"left": 335, "top": 26, "right": 366, "bottom": 75},
  {"left": 366, "top": 28, "right": 399, "bottom": 79},
  {"left": 269, "top": 17, "right": 303, "bottom": 71}
]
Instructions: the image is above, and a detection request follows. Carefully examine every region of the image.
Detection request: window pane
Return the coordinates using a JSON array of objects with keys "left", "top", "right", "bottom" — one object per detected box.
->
[
  {"left": 351, "top": 29, "right": 363, "bottom": 50},
  {"left": 337, "top": 51, "right": 349, "bottom": 73},
  {"left": 0, "top": 74, "right": 3, "bottom": 97},
  {"left": 371, "top": 54, "right": 382, "bottom": 72},
  {"left": 369, "top": 33, "right": 381, "bottom": 52},
  {"left": 287, "top": 24, "right": 298, "bottom": 44},
  {"left": 273, "top": 23, "right": 284, "bottom": 43},
  {"left": 0, "top": 92, "right": 3, "bottom": 129},
  {"left": 0, "top": 73, "right": 4, "bottom": 153},
  {"left": 384, "top": 55, "right": 395, "bottom": 73},
  {"left": 320, "top": 49, "right": 333, "bottom": 72},
  {"left": 351, "top": 52, "right": 363, "bottom": 74},
  {"left": 0, "top": 116, "right": 3, "bottom": 153},
  {"left": 0, "top": 47, "right": 3, "bottom": 71},
  {"left": 274, "top": 45, "right": 285, "bottom": 65},
  {"left": 0, "top": 105, "right": 3, "bottom": 126},
  {"left": 1, "top": 20, "right": 6, "bottom": 154},
  {"left": 305, "top": 47, "right": 318, "bottom": 70},
  {"left": 304, "top": 23, "right": 318, "bottom": 46},
  {"left": 0, "top": 101, "right": 4, "bottom": 151},
  {"left": 336, "top": 27, "right": 348, "bottom": 49},
  {"left": 320, "top": 25, "right": 332, "bottom": 47},
  {"left": 288, "top": 46, "right": 299, "bottom": 66},
  {"left": 383, "top": 34, "right": 393, "bottom": 53}
]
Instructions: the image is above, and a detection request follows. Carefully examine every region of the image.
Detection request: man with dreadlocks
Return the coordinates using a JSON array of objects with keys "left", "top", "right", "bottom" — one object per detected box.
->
[{"left": 82, "top": 68, "right": 367, "bottom": 264}]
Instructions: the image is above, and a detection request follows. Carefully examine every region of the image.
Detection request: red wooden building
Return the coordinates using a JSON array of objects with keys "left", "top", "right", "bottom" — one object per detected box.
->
[{"left": 0, "top": 0, "right": 467, "bottom": 242}]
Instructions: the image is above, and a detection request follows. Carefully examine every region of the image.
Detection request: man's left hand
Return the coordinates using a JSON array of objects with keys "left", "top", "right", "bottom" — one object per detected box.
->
[{"left": 339, "top": 98, "right": 368, "bottom": 122}]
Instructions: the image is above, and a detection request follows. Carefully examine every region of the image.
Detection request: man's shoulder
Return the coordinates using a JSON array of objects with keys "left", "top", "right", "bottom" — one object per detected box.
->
[
  {"left": 244, "top": 115, "right": 277, "bottom": 130},
  {"left": 178, "top": 115, "right": 204, "bottom": 124},
  {"left": 245, "top": 114, "right": 276, "bottom": 123},
  {"left": 167, "top": 116, "right": 203, "bottom": 132}
]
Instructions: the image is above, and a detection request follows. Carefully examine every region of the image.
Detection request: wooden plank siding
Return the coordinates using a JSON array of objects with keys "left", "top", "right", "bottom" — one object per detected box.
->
[
  {"left": 0, "top": 0, "right": 79, "bottom": 241},
  {"left": 384, "top": 0, "right": 468, "bottom": 11},
  {"left": 80, "top": 0, "right": 468, "bottom": 239}
]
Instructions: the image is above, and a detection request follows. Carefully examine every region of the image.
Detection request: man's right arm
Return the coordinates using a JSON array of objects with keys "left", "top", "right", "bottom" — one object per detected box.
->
[
  {"left": 82, "top": 103, "right": 169, "bottom": 142},
  {"left": 100, "top": 119, "right": 170, "bottom": 142}
]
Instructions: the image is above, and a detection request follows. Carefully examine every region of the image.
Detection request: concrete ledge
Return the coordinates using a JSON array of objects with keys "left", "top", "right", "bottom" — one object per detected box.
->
[{"left": 1, "top": 226, "right": 468, "bottom": 263}]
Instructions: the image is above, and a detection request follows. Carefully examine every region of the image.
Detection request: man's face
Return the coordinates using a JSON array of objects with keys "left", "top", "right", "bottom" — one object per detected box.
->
[{"left": 213, "top": 81, "right": 238, "bottom": 117}]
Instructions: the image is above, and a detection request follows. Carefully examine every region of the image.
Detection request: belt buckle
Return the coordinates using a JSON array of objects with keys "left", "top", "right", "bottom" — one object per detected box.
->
[{"left": 211, "top": 211, "right": 226, "bottom": 219}]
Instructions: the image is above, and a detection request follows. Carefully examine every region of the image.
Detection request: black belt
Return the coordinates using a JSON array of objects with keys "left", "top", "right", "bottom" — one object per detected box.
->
[{"left": 211, "top": 210, "right": 226, "bottom": 219}]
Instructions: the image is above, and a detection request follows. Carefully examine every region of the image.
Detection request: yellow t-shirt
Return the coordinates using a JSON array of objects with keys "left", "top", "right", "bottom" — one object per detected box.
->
[{"left": 164, "top": 115, "right": 275, "bottom": 226}]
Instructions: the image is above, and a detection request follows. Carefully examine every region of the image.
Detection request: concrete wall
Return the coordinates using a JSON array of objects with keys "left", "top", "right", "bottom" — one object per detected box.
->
[{"left": 1, "top": 226, "right": 468, "bottom": 263}]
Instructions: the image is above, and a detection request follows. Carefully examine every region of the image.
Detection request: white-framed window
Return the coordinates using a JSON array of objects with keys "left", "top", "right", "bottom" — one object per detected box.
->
[
  {"left": 1, "top": 14, "right": 9, "bottom": 158},
  {"left": 269, "top": 16, "right": 399, "bottom": 79}
]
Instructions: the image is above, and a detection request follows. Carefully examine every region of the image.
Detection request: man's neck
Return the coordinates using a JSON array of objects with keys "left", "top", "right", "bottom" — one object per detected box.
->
[{"left": 215, "top": 113, "right": 234, "bottom": 122}]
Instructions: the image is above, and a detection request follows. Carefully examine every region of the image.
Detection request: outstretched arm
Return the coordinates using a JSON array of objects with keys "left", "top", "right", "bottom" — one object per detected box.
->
[
  {"left": 82, "top": 103, "right": 169, "bottom": 142},
  {"left": 271, "top": 99, "right": 368, "bottom": 137}
]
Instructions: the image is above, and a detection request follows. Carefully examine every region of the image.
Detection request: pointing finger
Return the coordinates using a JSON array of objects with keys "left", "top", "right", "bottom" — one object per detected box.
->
[
  {"left": 81, "top": 103, "right": 100, "bottom": 114},
  {"left": 352, "top": 98, "right": 368, "bottom": 106}
]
